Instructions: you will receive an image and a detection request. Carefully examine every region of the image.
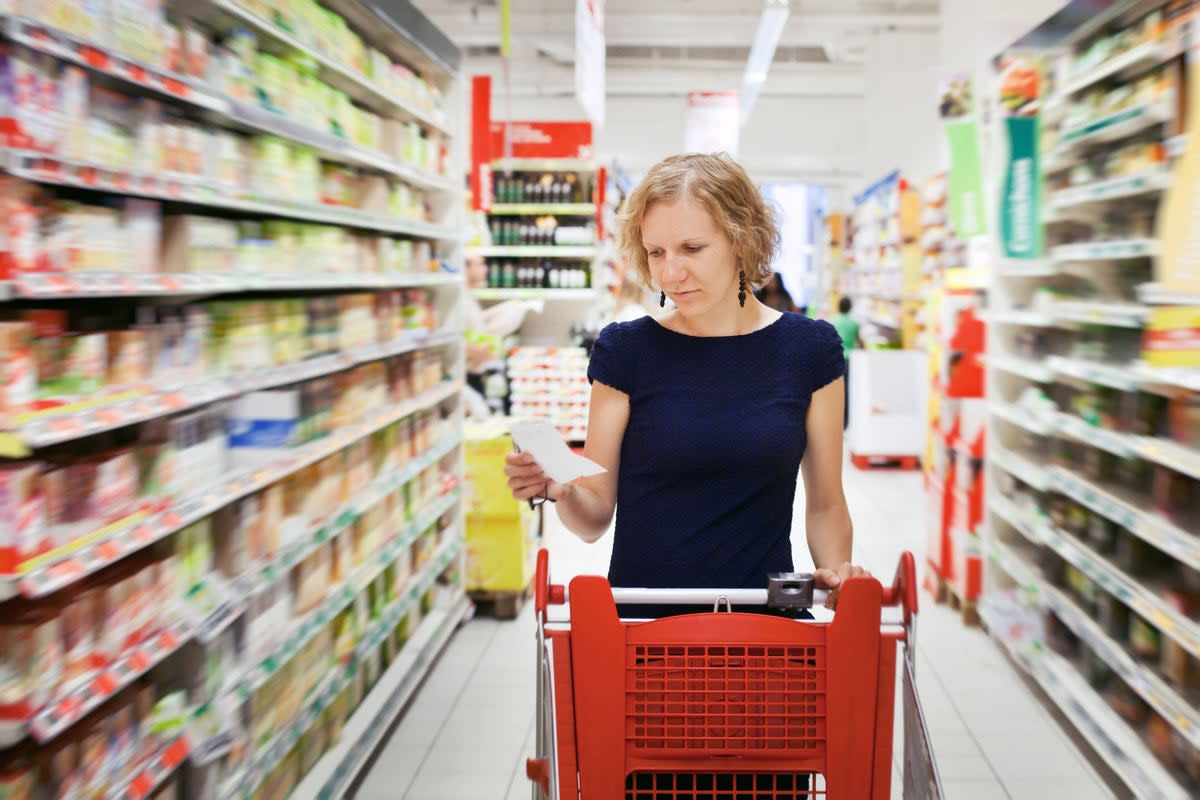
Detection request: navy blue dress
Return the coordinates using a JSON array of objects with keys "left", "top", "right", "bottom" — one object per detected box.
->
[{"left": 587, "top": 313, "right": 846, "bottom": 613}]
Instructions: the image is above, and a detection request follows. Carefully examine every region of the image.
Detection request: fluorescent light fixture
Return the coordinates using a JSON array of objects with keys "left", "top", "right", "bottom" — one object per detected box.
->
[{"left": 740, "top": 0, "right": 790, "bottom": 126}]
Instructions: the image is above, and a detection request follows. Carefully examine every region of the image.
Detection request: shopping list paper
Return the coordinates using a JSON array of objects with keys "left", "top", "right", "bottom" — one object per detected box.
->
[{"left": 508, "top": 420, "right": 607, "bottom": 484}]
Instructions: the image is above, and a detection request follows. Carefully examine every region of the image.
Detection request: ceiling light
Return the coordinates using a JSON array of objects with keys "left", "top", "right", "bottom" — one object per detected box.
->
[{"left": 740, "top": 0, "right": 790, "bottom": 126}]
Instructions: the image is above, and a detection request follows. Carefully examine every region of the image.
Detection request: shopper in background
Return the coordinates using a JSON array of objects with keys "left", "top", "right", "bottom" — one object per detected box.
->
[
  {"left": 464, "top": 251, "right": 530, "bottom": 396},
  {"left": 829, "top": 296, "right": 861, "bottom": 429},
  {"left": 609, "top": 268, "right": 654, "bottom": 322},
  {"left": 504, "top": 152, "right": 866, "bottom": 613},
  {"left": 754, "top": 273, "right": 798, "bottom": 314}
]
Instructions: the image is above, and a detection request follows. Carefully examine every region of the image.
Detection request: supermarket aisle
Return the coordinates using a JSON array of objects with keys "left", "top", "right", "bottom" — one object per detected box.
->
[{"left": 358, "top": 464, "right": 1117, "bottom": 799}]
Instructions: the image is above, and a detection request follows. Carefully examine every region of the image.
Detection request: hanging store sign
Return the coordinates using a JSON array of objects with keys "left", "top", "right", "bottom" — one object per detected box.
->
[
  {"left": 471, "top": 75, "right": 494, "bottom": 211},
  {"left": 684, "top": 91, "right": 740, "bottom": 156},
  {"left": 500, "top": 0, "right": 513, "bottom": 58},
  {"left": 575, "top": 0, "right": 606, "bottom": 126},
  {"left": 997, "top": 55, "right": 1043, "bottom": 259},
  {"left": 488, "top": 121, "right": 594, "bottom": 160},
  {"left": 938, "top": 74, "right": 987, "bottom": 238}
]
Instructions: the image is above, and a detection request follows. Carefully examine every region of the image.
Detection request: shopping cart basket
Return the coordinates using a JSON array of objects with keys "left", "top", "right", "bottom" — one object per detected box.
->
[{"left": 525, "top": 549, "right": 943, "bottom": 800}]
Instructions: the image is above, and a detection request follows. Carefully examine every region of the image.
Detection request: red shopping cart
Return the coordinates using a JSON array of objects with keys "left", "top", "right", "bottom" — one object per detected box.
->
[{"left": 525, "top": 549, "right": 943, "bottom": 799}]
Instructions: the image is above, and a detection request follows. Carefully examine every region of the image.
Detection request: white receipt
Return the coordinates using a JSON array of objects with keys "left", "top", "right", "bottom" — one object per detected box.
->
[{"left": 508, "top": 420, "right": 607, "bottom": 484}]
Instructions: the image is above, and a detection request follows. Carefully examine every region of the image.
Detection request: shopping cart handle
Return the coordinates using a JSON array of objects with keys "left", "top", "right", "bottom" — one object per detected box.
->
[
  {"left": 534, "top": 548, "right": 567, "bottom": 613},
  {"left": 881, "top": 551, "right": 918, "bottom": 626}
]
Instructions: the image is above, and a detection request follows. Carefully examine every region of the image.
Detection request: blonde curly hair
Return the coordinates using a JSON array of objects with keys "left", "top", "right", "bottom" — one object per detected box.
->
[{"left": 618, "top": 152, "right": 780, "bottom": 291}]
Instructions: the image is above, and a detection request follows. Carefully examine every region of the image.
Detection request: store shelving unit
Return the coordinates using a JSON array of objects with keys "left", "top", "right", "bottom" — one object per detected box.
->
[
  {"left": 817, "top": 212, "right": 847, "bottom": 317},
  {"left": 472, "top": 158, "right": 604, "bottom": 441},
  {"left": 844, "top": 172, "right": 915, "bottom": 346},
  {"left": 0, "top": 2, "right": 469, "bottom": 798},
  {"left": 472, "top": 288, "right": 596, "bottom": 301},
  {"left": 982, "top": 3, "right": 1200, "bottom": 796}
]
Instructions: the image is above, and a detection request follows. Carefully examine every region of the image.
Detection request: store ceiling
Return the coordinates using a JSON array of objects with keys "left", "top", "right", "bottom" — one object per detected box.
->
[{"left": 414, "top": 0, "right": 940, "bottom": 98}]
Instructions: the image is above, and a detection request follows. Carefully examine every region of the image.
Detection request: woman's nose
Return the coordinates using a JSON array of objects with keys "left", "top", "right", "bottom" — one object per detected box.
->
[{"left": 661, "top": 251, "right": 687, "bottom": 282}]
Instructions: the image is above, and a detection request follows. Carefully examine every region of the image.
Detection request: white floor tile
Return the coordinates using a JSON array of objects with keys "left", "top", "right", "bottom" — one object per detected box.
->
[{"left": 356, "top": 455, "right": 1116, "bottom": 800}]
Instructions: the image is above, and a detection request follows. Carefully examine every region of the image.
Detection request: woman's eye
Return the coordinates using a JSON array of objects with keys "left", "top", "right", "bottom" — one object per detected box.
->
[
  {"left": 684, "top": 245, "right": 704, "bottom": 253},
  {"left": 647, "top": 250, "right": 663, "bottom": 258}
]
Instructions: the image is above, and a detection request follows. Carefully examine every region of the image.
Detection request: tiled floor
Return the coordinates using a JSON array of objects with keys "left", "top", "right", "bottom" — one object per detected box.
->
[{"left": 357, "top": 462, "right": 1118, "bottom": 799}]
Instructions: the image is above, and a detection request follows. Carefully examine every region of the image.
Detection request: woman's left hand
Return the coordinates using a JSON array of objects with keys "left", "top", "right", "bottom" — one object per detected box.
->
[{"left": 813, "top": 563, "right": 871, "bottom": 609}]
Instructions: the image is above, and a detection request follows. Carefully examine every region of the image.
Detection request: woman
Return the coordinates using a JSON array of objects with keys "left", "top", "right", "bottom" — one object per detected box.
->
[
  {"left": 754, "top": 273, "right": 797, "bottom": 314},
  {"left": 464, "top": 251, "right": 530, "bottom": 395},
  {"left": 504, "top": 153, "right": 865, "bottom": 611}
]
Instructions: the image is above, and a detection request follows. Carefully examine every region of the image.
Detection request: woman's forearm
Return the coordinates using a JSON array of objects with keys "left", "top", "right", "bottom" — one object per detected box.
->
[
  {"left": 806, "top": 501, "right": 853, "bottom": 570},
  {"left": 555, "top": 482, "right": 614, "bottom": 543}
]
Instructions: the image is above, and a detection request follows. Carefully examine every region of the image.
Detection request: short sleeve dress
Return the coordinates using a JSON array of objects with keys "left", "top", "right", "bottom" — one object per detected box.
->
[{"left": 586, "top": 312, "right": 846, "bottom": 608}]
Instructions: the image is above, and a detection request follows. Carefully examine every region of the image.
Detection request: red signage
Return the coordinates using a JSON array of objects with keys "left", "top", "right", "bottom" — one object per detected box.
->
[
  {"left": 470, "top": 75, "right": 595, "bottom": 211},
  {"left": 489, "top": 121, "right": 593, "bottom": 161}
]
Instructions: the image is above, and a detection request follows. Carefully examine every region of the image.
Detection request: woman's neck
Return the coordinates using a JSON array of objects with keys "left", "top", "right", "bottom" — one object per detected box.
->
[{"left": 669, "top": 297, "right": 779, "bottom": 337}]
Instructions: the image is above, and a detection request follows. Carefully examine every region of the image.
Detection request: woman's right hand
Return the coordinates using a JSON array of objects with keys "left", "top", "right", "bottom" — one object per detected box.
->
[{"left": 504, "top": 451, "right": 567, "bottom": 503}]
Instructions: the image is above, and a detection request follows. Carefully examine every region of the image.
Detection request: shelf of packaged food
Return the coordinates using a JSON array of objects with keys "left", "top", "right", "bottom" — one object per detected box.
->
[
  {"left": 240, "top": 434, "right": 462, "bottom": 595},
  {"left": 1042, "top": 582, "right": 1200, "bottom": 749},
  {"left": 1135, "top": 366, "right": 1200, "bottom": 394},
  {"left": 472, "top": 288, "right": 596, "bottom": 301},
  {"left": 1133, "top": 437, "right": 1200, "bottom": 482},
  {"left": 990, "top": 447, "right": 1052, "bottom": 492},
  {"left": 986, "top": 309, "right": 1056, "bottom": 327},
  {"left": 0, "top": 150, "right": 457, "bottom": 238},
  {"left": 192, "top": 0, "right": 450, "bottom": 136},
  {"left": 290, "top": 590, "right": 470, "bottom": 800},
  {"left": 989, "top": 494, "right": 1047, "bottom": 548},
  {"left": 1048, "top": 466, "right": 1200, "bottom": 571},
  {"left": 236, "top": 99, "right": 407, "bottom": 178},
  {"left": 1048, "top": 171, "right": 1172, "bottom": 210},
  {"left": 1053, "top": 413, "right": 1138, "bottom": 459},
  {"left": 1041, "top": 150, "right": 1073, "bottom": 175},
  {"left": 0, "top": 381, "right": 463, "bottom": 602},
  {"left": 1047, "top": 355, "right": 1141, "bottom": 392},
  {"left": 1030, "top": 646, "right": 1191, "bottom": 800},
  {"left": 225, "top": 536, "right": 462, "bottom": 800},
  {"left": 0, "top": 14, "right": 227, "bottom": 112},
  {"left": 0, "top": 620, "right": 192, "bottom": 748},
  {"left": 1137, "top": 283, "right": 1200, "bottom": 306},
  {"left": 982, "top": 550, "right": 1191, "bottom": 800},
  {"left": 987, "top": 354, "right": 1055, "bottom": 383},
  {"left": 985, "top": 535, "right": 1043, "bottom": 594},
  {"left": 868, "top": 314, "right": 901, "bottom": 328},
  {"left": 1051, "top": 300, "right": 1148, "bottom": 329},
  {"left": 488, "top": 203, "right": 597, "bottom": 216},
  {"left": 1088, "top": 316, "right": 1150, "bottom": 355},
  {"left": 231, "top": 491, "right": 460, "bottom": 703},
  {"left": 1050, "top": 238, "right": 1159, "bottom": 262},
  {"left": 474, "top": 246, "right": 597, "bottom": 258},
  {"left": 1057, "top": 103, "right": 1174, "bottom": 149},
  {"left": 0, "top": 330, "right": 461, "bottom": 457},
  {"left": 989, "top": 402, "right": 1056, "bottom": 437},
  {"left": 0, "top": 270, "right": 462, "bottom": 301},
  {"left": 109, "top": 732, "right": 192, "bottom": 800},
  {"left": 1037, "top": 521, "right": 1200, "bottom": 662},
  {"left": 1059, "top": 40, "right": 1175, "bottom": 98},
  {"left": 995, "top": 260, "right": 1058, "bottom": 279}
]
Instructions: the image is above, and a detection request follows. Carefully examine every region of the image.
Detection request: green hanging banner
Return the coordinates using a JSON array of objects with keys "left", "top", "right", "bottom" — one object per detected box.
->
[
  {"left": 938, "top": 75, "right": 987, "bottom": 238},
  {"left": 1000, "top": 116, "right": 1042, "bottom": 259},
  {"left": 997, "top": 55, "right": 1044, "bottom": 259}
]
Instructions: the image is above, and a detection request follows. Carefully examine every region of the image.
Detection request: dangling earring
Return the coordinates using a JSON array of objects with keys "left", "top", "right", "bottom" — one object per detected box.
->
[
  {"left": 738, "top": 270, "right": 747, "bottom": 308},
  {"left": 659, "top": 291, "right": 666, "bottom": 308}
]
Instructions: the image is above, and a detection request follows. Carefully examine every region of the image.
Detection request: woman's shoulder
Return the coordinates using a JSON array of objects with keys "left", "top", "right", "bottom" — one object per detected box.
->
[
  {"left": 597, "top": 314, "right": 660, "bottom": 344},
  {"left": 773, "top": 311, "right": 841, "bottom": 343}
]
